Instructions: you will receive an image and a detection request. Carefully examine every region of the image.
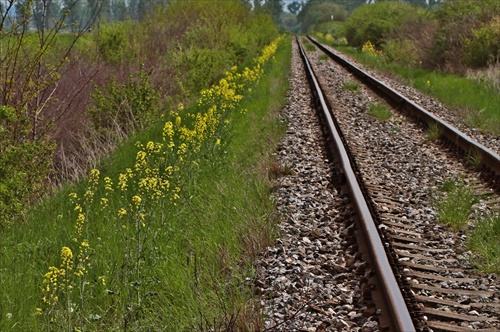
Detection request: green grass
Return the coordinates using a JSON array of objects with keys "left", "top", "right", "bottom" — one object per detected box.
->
[
  {"left": 367, "top": 102, "right": 392, "bottom": 120},
  {"left": 336, "top": 46, "right": 500, "bottom": 135},
  {"left": 302, "top": 39, "right": 316, "bottom": 52},
  {"left": 342, "top": 80, "right": 360, "bottom": 93},
  {"left": 0, "top": 37, "right": 291, "bottom": 331},
  {"left": 318, "top": 54, "right": 328, "bottom": 60},
  {"left": 434, "top": 179, "right": 500, "bottom": 274},
  {"left": 436, "top": 179, "right": 478, "bottom": 230},
  {"left": 468, "top": 213, "right": 500, "bottom": 273},
  {"left": 426, "top": 122, "right": 441, "bottom": 141}
]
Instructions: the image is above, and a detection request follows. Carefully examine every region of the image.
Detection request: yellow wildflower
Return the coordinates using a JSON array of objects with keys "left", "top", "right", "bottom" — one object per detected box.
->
[
  {"left": 118, "top": 208, "right": 127, "bottom": 218},
  {"left": 132, "top": 195, "right": 142, "bottom": 208}
]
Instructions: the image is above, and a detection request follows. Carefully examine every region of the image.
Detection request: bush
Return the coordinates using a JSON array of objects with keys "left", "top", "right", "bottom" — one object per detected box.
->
[
  {"left": 430, "top": 0, "right": 500, "bottom": 72},
  {"left": 344, "top": 2, "right": 427, "bottom": 48},
  {"left": 96, "top": 22, "right": 133, "bottom": 64},
  {"left": 0, "top": 106, "right": 54, "bottom": 226},
  {"left": 463, "top": 16, "right": 500, "bottom": 68},
  {"left": 88, "top": 67, "right": 160, "bottom": 136},
  {"left": 298, "top": 1, "right": 347, "bottom": 33},
  {"left": 383, "top": 39, "right": 419, "bottom": 67}
]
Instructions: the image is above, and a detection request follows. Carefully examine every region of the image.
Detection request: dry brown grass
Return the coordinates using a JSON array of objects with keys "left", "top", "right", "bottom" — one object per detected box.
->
[{"left": 466, "top": 61, "right": 500, "bottom": 93}]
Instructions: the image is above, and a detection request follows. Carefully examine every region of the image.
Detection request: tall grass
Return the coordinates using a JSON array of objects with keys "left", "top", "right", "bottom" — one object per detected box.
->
[
  {"left": 468, "top": 213, "right": 500, "bottom": 274},
  {"left": 0, "top": 36, "right": 290, "bottom": 331},
  {"left": 436, "top": 179, "right": 478, "bottom": 230}
]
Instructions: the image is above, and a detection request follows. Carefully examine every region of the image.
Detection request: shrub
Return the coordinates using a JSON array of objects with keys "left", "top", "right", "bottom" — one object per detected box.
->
[
  {"left": 298, "top": 1, "right": 347, "bottom": 33},
  {"left": 430, "top": 0, "right": 500, "bottom": 72},
  {"left": 383, "top": 39, "right": 419, "bottom": 67},
  {"left": 344, "top": 2, "right": 427, "bottom": 48},
  {"left": 88, "top": 67, "right": 160, "bottom": 136},
  {"left": 463, "top": 16, "right": 500, "bottom": 68},
  {"left": 0, "top": 106, "right": 54, "bottom": 226},
  {"left": 96, "top": 22, "right": 133, "bottom": 64}
]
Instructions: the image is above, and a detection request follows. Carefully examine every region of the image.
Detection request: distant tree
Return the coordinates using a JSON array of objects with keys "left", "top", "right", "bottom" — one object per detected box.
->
[
  {"left": 14, "top": 0, "right": 32, "bottom": 30},
  {"left": 253, "top": 0, "right": 263, "bottom": 10},
  {"left": 128, "top": 0, "right": 138, "bottom": 19},
  {"left": 111, "top": 0, "right": 127, "bottom": 21},
  {"left": 63, "top": 0, "right": 84, "bottom": 31},
  {"left": 298, "top": 0, "right": 347, "bottom": 32},
  {"left": 262, "top": 0, "right": 283, "bottom": 25},
  {"left": 287, "top": 1, "right": 302, "bottom": 15},
  {"left": 33, "top": 0, "right": 61, "bottom": 30},
  {"left": 407, "top": 0, "right": 427, "bottom": 9},
  {"left": 137, "top": 0, "right": 147, "bottom": 20},
  {"left": 281, "top": 12, "right": 299, "bottom": 31}
]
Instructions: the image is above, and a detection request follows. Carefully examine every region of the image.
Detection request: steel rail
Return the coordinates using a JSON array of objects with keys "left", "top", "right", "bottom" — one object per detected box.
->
[
  {"left": 297, "top": 37, "right": 416, "bottom": 332},
  {"left": 307, "top": 36, "right": 500, "bottom": 177}
]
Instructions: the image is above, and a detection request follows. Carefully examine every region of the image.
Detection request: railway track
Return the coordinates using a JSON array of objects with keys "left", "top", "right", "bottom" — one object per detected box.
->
[{"left": 255, "top": 38, "right": 499, "bottom": 331}]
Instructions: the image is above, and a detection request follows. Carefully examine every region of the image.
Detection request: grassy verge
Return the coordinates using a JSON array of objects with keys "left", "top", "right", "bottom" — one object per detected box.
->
[
  {"left": 334, "top": 45, "right": 500, "bottom": 135},
  {"left": 0, "top": 36, "right": 291, "bottom": 331}
]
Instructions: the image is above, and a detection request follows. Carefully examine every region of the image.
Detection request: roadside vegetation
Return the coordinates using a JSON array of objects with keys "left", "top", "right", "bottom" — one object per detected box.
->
[
  {"left": 1, "top": 0, "right": 293, "bottom": 330},
  {"left": 0, "top": 1, "right": 278, "bottom": 225},
  {"left": 0, "top": 31, "right": 290, "bottom": 332}
]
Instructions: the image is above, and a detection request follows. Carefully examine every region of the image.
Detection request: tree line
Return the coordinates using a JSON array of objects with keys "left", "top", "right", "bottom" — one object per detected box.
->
[{"left": 0, "top": 0, "right": 170, "bottom": 32}]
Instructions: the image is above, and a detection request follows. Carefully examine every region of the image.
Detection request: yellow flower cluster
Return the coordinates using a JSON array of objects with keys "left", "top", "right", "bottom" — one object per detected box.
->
[
  {"left": 362, "top": 40, "right": 383, "bottom": 57},
  {"left": 42, "top": 170, "right": 101, "bottom": 306},
  {"left": 41, "top": 247, "right": 73, "bottom": 305}
]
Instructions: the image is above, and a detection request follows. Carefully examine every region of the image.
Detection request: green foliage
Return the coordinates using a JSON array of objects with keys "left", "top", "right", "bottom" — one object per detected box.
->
[
  {"left": 436, "top": 180, "right": 478, "bottom": 230},
  {"left": 426, "top": 122, "right": 441, "bottom": 141},
  {"left": 171, "top": 47, "right": 234, "bottom": 96},
  {"left": 315, "top": 21, "right": 345, "bottom": 40},
  {"left": 430, "top": 0, "right": 500, "bottom": 71},
  {"left": 298, "top": 1, "right": 347, "bottom": 33},
  {"left": 0, "top": 5, "right": 88, "bottom": 226},
  {"left": 156, "top": 1, "right": 278, "bottom": 99},
  {"left": 96, "top": 22, "right": 133, "bottom": 64},
  {"left": 340, "top": 45, "right": 500, "bottom": 135},
  {"left": 88, "top": 67, "right": 160, "bottom": 135},
  {"left": 468, "top": 213, "right": 500, "bottom": 273},
  {"left": 342, "top": 81, "right": 360, "bottom": 92},
  {"left": 382, "top": 39, "right": 419, "bottom": 67},
  {"left": 0, "top": 138, "right": 54, "bottom": 226},
  {"left": 344, "top": 2, "right": 428, "bottom": 48},
  {"left": 366, "top": 102, "right": 392, "bottom": 120},
  {"left": 0, "top": 35, "right": 289, "bottom": 331},
  {"left": 463, "top": 16, "right": 500, "bottom": 68}
]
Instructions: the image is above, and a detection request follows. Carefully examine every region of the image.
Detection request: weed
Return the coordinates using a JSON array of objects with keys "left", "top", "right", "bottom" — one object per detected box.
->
[
  {"left": 426, "top": 122, "right": 441, "bottom": 141},
  {"left": 302, "top": 39, "right": 316, "bottom": 52},
  {"left": 0, "top": 35, "right": 287, "bottom": 331},
  {"left": 468, "top": 213, "right": 500, "bottom": 273},
  {"left": 367, "top": 102, "right": 392, "bottom": 120},
  {"left": 436, "top": 180, "right": 478, "bottom": 230},
  {"left": 343, "top": 81, "right": 360, "bottom": 92},
  {"left": 466, "top": 148, "right": 483, "bottom": 170},
  {"left": 318, "top": 54, "right": 328, "bottom": 61}
]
